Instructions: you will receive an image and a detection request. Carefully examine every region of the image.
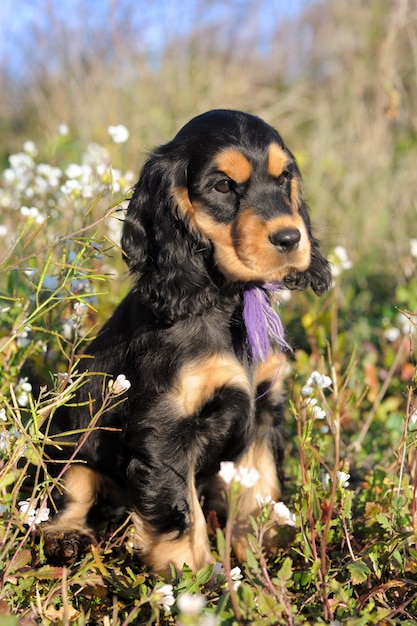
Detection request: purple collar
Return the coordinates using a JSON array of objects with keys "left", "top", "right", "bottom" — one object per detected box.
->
[{"left": 242, "top": 283, "right": 291, "bottom": 361}]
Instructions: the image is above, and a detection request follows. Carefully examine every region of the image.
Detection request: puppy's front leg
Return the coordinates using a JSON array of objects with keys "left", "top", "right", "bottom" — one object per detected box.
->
[{"left": 125, "top": 352, "right": 253, "bottom": 575}]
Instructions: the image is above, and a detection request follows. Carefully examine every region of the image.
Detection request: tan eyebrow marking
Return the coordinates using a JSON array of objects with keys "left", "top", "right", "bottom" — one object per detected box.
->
[
  {"left": 267, "top": 142, "right": 289, "bottom": 177},
  {"left": 214, "top": 148, "right": 252, "bottom": 183}
]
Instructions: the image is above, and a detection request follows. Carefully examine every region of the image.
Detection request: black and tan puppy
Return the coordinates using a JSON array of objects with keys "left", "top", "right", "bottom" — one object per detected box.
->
[{"left": 41, "top": 110, "right": 331, "bottom": 574}]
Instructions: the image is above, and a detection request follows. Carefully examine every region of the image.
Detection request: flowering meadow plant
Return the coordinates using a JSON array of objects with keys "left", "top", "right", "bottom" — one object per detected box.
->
[{"left": 0, "top": 130, "right": 416, "bottom": 624}]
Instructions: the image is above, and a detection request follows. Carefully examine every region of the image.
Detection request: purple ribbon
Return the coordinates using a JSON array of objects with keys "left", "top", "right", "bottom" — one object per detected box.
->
[{"left": 242, "top": 283, "right": 291, "bottom": 362}]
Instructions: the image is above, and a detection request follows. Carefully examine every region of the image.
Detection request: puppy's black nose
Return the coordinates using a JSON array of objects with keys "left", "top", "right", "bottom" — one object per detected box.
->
[{"left": 269, "top": 228, "right": 301, "bottom": 252}]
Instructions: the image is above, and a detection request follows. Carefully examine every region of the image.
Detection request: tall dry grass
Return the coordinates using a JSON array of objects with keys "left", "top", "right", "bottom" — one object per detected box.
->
[{"left": 0, "top": 0, "right": 416, "bottom": 266}]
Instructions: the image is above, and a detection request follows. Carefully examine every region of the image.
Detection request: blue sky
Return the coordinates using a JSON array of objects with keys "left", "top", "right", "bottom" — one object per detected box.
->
[{"left": 0, "top": 0, "right": 312, "bottom": 78}]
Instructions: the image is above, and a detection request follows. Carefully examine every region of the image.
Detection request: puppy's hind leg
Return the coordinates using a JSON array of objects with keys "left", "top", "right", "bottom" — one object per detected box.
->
[{"left": 42, "top": 465, "right": 102, "bottom": 566}]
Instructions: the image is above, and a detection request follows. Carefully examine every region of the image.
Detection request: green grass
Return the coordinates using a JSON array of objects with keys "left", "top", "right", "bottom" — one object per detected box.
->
[{"left": 0, "top": 126, "right": 416, "bottom": 626}]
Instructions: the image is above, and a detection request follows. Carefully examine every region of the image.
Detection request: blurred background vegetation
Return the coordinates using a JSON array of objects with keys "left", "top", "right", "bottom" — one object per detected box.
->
[
  {"left": 1, "top": 0, "right": 416, "bottom": 270},
  {"left": 0, "top": 2, "right": 417, "bottom": 621}
]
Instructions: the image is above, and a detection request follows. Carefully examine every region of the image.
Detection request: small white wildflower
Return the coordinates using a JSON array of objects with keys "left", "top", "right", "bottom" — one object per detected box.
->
[
  {"left": 18, "top": 377, "right": 32, "bottom": 393},
  {"left": 0, "top": 408, "right": 6, "bottom": 422},
  {"left": 65, "top": 163, "right": 84, "bottom": 179},
  {"left": 307, "top": 371, "right": 332, "bottom": 389},
  {"left": 236, "top": 466, "right": 260, "bottom": 488},
  {"left": 20, "top": 205, "right": 45, "bottom": 223},
  {"left": 177, "top": 592, "right": 206, "bottom": 615},
  {"left": 58, "top": 123, "right": 69, "bottom": 136},
  {"left": 60, "top": 179, "right": 83, "bottom": 195},
  {"left": 218, "top": 462, "right": 259, "bottom": 488},
  {"left": 410, "top": 409, "right": 417, "bottom": 425},
  {"left": 9, "top": 152, "right": 35, "bottom": 173},
  {"left": 337, "top": 471, "right": 350, "bottom": 488},
  {"left": 23, "top": 141, "right": 38, "bottom": 157},
  {"left": 108, "top": 124, "right": 130, "bottom": 144},
  {"left": 311, "top": 405, "right": 327, "bottom": 420},
  {"left": 230, "top": 565, "right": 243, "bottom": 591},
  {"left": 112, "top": 374, "right": 131, "bottom": 394},
  {"left": 410, "top": 239, "right": 417, "bottom": 259},
  {"left": 16, "top": 325, "right": 32, "bottom": 349},
  {"left": 329, "top": 246, "right": 353, "bottom": 277},
  {"left": 272, "top": 501, "right": 296, "bottom": 526},
  {"left": 73, "top": 301, "right": 88, "bottom": 317},
  {"left": 384, "top": 327, "right": 401, "bottom": 342},
  {"left": 276, "top": 288, "right": 292, "bottom": 303},
  {"left": 255, "top": 494, "right": 273, "bottom": 507},
  {"left": 218, "top": 461, "right": 237, "bottom": 485},
  {"left": 155, "top": 583, "right": 175, "bottom": 613},
  {"left": 0, "top": 225, "right": 8, "bottom": 237},
  {"left": 19, "top": 500, "right": 50, "bottom": 527},
  {"left": 16, "top": 377, "right": 32, "bottom": 407}
]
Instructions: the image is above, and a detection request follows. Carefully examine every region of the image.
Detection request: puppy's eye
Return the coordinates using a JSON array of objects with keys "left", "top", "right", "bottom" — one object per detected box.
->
[
  {"left": 214, "top": 179, "right": 232, "bottom": 193},
  {"left": 277, "top": 170, "right": 291, "bottom": 186}
]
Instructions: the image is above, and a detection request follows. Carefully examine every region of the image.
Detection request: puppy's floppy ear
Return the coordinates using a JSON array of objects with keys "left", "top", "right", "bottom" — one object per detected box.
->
[
  {"left": 121, "top": 147, "right": 217, "bottom": 321},
  {"left": 284, "top": 200, "right": 332, "bottom": 295}
]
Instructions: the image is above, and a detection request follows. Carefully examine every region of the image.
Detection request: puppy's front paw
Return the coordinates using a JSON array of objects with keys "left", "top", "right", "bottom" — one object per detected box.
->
[{"left": 42, "top": 527, "right": 95, "bottom": 566}]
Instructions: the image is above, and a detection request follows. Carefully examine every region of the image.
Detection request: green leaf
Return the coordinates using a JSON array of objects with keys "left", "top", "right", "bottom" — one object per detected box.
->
[
  {"left": 216, "top": 528, "right": 226, "bottom": 560},
  {"left": 375, "top": 513, "right": 393, "bottom": 532},
  {"left": 347, "top": 559, "right": 371, "bottom": 585},
  {"left": 195, "top": 564, "right": 215, "bottom": 586},
  {"left": 277, "top": 557, "right": 292, "bottom": 581},
  {"left": 0, "top": 470, "right": 21, "bottom": 490},
  {"left": 0, "top": 617, "right": 19, "bottom": 626}
]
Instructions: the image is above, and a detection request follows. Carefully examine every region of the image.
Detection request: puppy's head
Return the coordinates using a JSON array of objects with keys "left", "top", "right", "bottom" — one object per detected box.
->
[{"left": 122, "top": 110, "right": 331, "bottom": 319}]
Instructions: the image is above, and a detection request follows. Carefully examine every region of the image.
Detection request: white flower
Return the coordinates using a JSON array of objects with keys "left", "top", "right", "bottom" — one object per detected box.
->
[
  {"left": 73, "top": 301, "right": 88, "bottom": 317},
  {"left": 16, "top": 325, "right": 32, "bottom": 349},
  {"left": 384, "top": 327, "right": 401, "bottom": 342},
  {"left": 9, "top": 152, "right": 35, "bottom": 172},
  {"left": 108, "top": 124, "right": 130, "bottom": 144},
  {"left": 410, "top": 239, "right": 417, "bottom": 259},
  {"left": 230, "top": 565, "right": 243, "bottom": 591},
  {"left": 23, "top": 141, "right": 38, "bottom": 157},
  {"left": 58, "top": 123, "right": 69, "bottom": 136},
  {"left": 218, "top": 461, "right": 237, "bottom": 485},
  {"left": 307, "top": 371, "right": 332, "bottom": 390},
  {"left": 311, "top": 405, "right": 327, "bottom": 420},
  {"left": 16, "top": 377, "right": 32, "bottom": 407},
  {"left": 301, "top": 384, "right": 314, "bottom": 396},
  {"left": 154, "top": 583, "right": 175, "bottom": 612},
  {"left": 410, "top": 409, "right": 417, "bottom": 425},
  {"left": 337, "top": 471, "right": 350, "bottom": 488},
  {"left": 19, "top": 376, "right": 32, "bottom": 393},
  {"left": 0, "top": 408, "right": 6, "bottom": 422},
  {"left": 20, "top": 205, "right": 45, "bottom": 223},
  {"left": 19, "top": 500, "right": 50, "bottom": 527},
  {"left": 255, "top": 494, "right": 273, "bottom": 507},
  {"left": 177, "top": 592, "right": 206, "bottom": 615},
  {"left": 329, "top": 246, "right": 353, "bottom": 277},
  {"left": 19, "top": 378, "right": 32, "bottom": 393},
  {"left": 218, "top": 461, "right": 259, "bottom": 488},
  {"left": 112, "top": 374, "right": 131, "bottom": 394},
  {"left": 60, "top": 179, "right": 83, "bottom": 195},
  {"left": 272, "top": 501, "right": 296, "bottom": 526},
  {"left": 0, "top": 225, "right": 8, "bottom": 237},
  {"left": 236, "top": 466, "right": 260, "bottom": 488}
]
